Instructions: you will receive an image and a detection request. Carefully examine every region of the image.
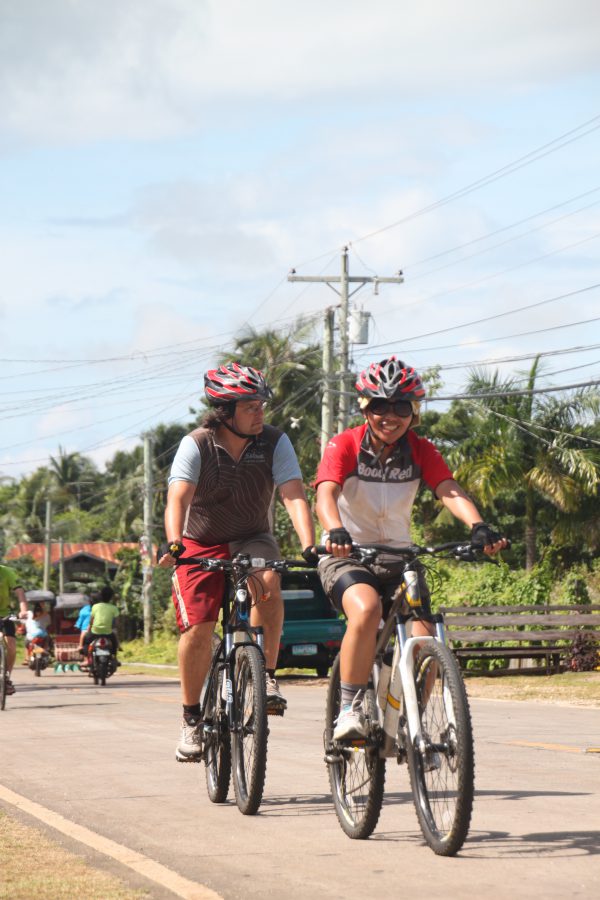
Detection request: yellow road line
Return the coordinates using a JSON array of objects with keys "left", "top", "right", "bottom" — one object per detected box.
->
[
  {"left": 0, "top": 784, "right": 221, "bottom": 900},
  {"left": 507, "top": 740, "right": 584, "bottom": 754}
]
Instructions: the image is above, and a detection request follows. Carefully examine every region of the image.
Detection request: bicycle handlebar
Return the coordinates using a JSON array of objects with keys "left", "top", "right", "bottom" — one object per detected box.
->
[
  {"left": 315, "top": 540, "right": 504, "bottom": 564},
  {"left": 175, "top": 554, "right": 314, "bottom": 573}
]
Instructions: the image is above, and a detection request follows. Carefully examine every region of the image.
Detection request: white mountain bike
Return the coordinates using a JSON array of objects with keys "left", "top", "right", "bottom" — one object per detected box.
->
[{"left": 323, "top": 541, "right": 483, "bottom": 856}]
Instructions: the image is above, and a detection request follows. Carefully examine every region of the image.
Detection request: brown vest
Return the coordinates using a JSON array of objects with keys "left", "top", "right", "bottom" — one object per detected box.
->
[{"left": 183, "top": 425, "right": 281, "bottom": 544}]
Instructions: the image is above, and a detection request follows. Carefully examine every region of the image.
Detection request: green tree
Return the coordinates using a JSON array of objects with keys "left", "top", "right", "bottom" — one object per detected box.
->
[{"left": 451, "top": 358, "right": 599, "bottom": 569}]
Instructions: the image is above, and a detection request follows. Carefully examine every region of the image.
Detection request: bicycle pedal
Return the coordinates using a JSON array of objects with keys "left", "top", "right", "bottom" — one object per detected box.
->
[
  {"left": 267, "top": 706, "right": 285, "bottom": 717},
  {"left": 175, "top": 753, "right": 202, "bottom": 763}
]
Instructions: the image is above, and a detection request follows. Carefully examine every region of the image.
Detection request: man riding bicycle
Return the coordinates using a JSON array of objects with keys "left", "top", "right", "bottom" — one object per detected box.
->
[
  {"left": 314, "top": 356, "right": 508, "bottom": 741},
  {"left": 158, "top": 362, "right": 315, "bottom": 762},
  {"left": 0, "top": 563, "right": 28, "bottom": 695}
]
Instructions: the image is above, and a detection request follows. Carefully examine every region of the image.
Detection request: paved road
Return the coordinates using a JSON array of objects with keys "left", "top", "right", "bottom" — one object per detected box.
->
[{"left": 1, "top": 669, "right": 599, "bottom": 899}]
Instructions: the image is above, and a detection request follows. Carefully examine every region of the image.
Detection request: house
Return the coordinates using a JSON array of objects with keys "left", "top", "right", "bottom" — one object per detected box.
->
[{"left": 5, "top": 542, "right": 143, "bottom": 583}]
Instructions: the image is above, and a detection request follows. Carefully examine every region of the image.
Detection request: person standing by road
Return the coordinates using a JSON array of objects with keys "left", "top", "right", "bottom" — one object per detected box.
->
[
  {"left": 158, "top": 362, "right": 316, "bottom": 762},
  {"left": 0, "top": 563, "right": 28, "bottom": 695},
  {"left": 315, "top": 356, "right": 508, "bottom": 740}
]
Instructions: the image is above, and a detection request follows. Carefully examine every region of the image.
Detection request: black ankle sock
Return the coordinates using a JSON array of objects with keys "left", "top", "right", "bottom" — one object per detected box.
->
[
  {"left": 183, "top": 703, "right": 201, "bottom": 723},
  {"left": 266, "top": 669, "right": 275, "bottom": 679}
]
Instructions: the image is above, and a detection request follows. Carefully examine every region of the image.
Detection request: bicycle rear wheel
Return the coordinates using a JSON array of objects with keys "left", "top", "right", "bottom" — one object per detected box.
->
[
  {"left": 406, "top": 641, "right": 474, "bottom": 856},
  {"left": 0, "top": 639, "right": 7, "bottom": 711},
  {"left": 325, "top": 654, "right": 385, "bottom": 839},
  {"left": 231, "top": 645, "right": 268, "bottom": 815},
  {"left": 203, "top": 657, "right": 231, "bottom": 803}
]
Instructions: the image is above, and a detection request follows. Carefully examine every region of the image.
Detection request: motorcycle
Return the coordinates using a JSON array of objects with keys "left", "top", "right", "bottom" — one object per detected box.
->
[
  {"left": 26, "top": 636, "right": 51, "bottom": 677},
  {"left": 86, "top": 635, "right": 118, "bottom": 686}
]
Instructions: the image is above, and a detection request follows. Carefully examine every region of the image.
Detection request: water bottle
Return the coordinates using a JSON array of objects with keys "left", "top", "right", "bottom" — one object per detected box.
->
[
  {"left": 382, "top": 641, "right": 403, "bottom": 741},
  {"left": 376, "top": 649, "right": 394, "bottom": 712}
]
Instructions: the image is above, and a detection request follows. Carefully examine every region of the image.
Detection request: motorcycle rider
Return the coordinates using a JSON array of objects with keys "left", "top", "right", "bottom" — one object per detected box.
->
[
  {"left": 22, "top": 601, "right": 52, "bottom": 659},
  {"left": 79, "top": 586, "right": 120, "bottom": 659}
]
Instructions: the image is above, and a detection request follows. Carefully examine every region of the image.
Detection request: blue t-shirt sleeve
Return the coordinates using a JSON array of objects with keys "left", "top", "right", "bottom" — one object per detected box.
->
[
  {"left": 168, "top": 435, "right": 201, "bottom": 485},
  {"left": 273, "top": 433, "right": 302, "bottom": 486}
]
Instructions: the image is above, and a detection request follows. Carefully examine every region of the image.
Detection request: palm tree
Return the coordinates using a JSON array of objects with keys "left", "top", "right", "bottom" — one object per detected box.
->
[
  {"left": 452, "top": 357, "right": 599, "bottom": 569},
  {"left": 222, "top": 321, "right": 324, "bottom": 477}
]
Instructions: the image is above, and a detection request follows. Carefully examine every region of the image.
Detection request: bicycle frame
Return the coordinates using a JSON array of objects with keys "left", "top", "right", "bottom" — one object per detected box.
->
[{"left": 371, "top": 601, "right": 447, "bottom": 759}]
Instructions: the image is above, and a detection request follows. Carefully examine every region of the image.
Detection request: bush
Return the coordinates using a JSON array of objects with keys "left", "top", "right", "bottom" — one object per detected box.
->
[{"left": 564, "top": 633, "right": 599, "bottom": 672}]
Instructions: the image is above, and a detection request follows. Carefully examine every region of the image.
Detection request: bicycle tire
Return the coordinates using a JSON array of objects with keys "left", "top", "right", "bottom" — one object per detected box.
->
[
  {"left": 0, "top": 639, "right": 6, "bottom": 711},
  {"left": 203, "top": 657, "right": 231, "bottom": 803},
  {"left": 231, "top": 645, "right": 268, "bottom": 815},
  {"left": 35, "top": 654, "right": 42, "bottom": 677},
  {"left": 406, "top": 641, "right": 474, "bottom": 856},
  {"left": 325, "top": 654, "right": 386, "bottom": 839}
]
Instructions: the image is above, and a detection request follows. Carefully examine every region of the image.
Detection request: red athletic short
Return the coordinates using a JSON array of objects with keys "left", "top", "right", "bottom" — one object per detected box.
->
[{"left": 171, "top": 534, "right": 280, "bottom": 632}]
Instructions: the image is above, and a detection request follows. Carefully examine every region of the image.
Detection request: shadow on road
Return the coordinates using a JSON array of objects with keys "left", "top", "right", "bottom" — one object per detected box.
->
[{"left": 462, "top": 829, "right": 600, "bottom": 857}]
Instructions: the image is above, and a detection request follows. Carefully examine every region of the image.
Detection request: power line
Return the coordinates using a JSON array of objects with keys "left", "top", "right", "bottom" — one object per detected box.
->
[
  {"left": 350, "top": 114, "right": 600, "bottom": 246},
  {"left": 428, "top": 378, "right": 600, "bottom": 402}
]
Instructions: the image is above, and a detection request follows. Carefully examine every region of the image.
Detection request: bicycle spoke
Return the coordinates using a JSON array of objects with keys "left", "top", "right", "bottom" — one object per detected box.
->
[
  {"left": 407, "top": 642, "right": 474, "bottom": 856},
  {"left": 325, "top": 655, "right": 385, "bottom": 839}
]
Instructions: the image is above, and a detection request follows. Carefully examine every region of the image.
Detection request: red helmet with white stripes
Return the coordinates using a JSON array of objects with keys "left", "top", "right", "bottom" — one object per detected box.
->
[
  {"left": 356, "top": 356, "right": 426, "bottom": 404},
  {"left": 204, "top": 362, "right": 273, "bottom": 404}
]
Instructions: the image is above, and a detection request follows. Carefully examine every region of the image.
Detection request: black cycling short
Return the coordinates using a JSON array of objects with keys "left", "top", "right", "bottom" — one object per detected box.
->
[
  {"left": 318, "top": 555, "right": 431, "bottom": 615},
  {"left": 0, "top": 616, "right": 16, "bottom": 638}
]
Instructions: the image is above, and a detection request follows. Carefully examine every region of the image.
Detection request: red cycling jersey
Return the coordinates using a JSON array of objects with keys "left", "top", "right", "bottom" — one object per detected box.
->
[{"left": 315, "top": 424, "right": 453, "bottom": 547}]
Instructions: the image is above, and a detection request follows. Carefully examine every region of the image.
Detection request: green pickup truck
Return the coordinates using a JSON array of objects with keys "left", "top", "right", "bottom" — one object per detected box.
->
[{"left": 277, "top": 569, "right": 346, "bottom": 677}]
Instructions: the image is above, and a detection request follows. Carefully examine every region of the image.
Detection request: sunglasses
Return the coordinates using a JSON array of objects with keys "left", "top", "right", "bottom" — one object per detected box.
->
[{"left": 367, "top": 399, "right": 414, "bottom": 418}]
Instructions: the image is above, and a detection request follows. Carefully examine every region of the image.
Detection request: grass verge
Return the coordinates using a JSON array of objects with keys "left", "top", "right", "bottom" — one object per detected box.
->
[{"left": 0, "top": 810, "right": 149, "bottom": 900}]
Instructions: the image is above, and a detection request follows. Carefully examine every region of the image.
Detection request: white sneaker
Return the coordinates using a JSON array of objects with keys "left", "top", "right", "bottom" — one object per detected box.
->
[
  {"left": 175, "top": 719, "right": 203, "bottom": 762},
  {"left": 333, "top": 699, "right": 367, "bottom": 741},
  {"left": 266, "top": 675, "right": 287, "bottom": 709}
]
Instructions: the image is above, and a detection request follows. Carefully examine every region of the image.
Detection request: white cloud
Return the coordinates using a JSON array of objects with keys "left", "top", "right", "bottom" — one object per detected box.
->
[{"left": 1, "top": 1, "right": 599, "bottom": 144}]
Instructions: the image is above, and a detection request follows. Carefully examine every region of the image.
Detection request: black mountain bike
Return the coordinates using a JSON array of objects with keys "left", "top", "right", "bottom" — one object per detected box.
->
[
  {"left": 176, "top": 552, "right": 313, "bottom": 815},
  {"left": 323, "top": 541, "right": 491, "bottom": 856}
]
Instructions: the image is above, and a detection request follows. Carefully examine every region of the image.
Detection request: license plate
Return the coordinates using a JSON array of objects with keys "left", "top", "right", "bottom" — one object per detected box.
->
[
  {"left": 94, "top": 649, "right": 110, "bottom": 656},
  {"left": 292, "top": 643, "right": 318, "bottom": 656}
]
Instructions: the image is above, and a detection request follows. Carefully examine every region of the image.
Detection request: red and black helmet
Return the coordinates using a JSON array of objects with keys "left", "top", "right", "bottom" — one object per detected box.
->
[
  {"left": 356, "top": 356, "right": 426, "bottom": 404},
  {"left": 204, "top": 362, "right": 273, "bottom": 404}
]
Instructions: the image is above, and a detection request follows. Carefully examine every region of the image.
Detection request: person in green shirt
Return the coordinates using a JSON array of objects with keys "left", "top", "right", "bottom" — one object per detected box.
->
[
  {"left": 79, "top": 586, "right": 120, "bottom": 658},
  {"left": 0, "top": 563, "right": 28, "bottom": 695}
]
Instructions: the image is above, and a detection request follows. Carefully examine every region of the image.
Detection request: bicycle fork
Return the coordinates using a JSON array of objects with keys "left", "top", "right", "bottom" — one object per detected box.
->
[{"left": 379, "top": 618, "right": 449, "bottom": 758}]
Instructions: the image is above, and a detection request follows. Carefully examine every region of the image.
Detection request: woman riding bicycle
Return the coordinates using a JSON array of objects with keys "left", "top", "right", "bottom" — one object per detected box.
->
[{"left": 314, "top": 356, "right": 508, "bottom": 741}]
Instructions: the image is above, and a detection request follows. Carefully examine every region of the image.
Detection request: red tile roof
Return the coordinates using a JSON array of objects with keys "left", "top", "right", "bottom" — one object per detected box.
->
[{"left": 5, "top": 542, "right": 144, "bottom": 566}]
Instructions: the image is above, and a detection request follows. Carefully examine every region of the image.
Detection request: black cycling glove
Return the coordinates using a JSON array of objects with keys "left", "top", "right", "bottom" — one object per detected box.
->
[
  {"left": 302, "top": 546, "right": 320, "bottom": 567},
  {"left": 470, "top": 523, "right": 504, "bottom": 549},
  {"left": 157, "top": 540, "right": 185, "bottom": 563},
  {"left": 328, "top": 527, "right": 352, "bottom": 547}
]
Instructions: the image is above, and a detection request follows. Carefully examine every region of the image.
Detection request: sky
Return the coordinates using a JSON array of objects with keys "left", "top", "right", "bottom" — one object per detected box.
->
[{"left": 1, "top": 0, "right": 599, "bottom": 481}]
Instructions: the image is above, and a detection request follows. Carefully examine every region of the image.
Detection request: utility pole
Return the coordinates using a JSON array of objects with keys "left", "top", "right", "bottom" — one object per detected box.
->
[
  {"left": 288, "top": 248, "right": 403, "bottom": 435},
  {"left": 141, "top": 434, "right": 153, "bottom": 644},
  {"left": 321, "top": 307, "right": 335, "bottom": 455},
  {"left": 58, "top": 537, "right": 64, "bottom": 594},
  {"left": 43, "top": 499, "right": 52, "bottom": 591}
]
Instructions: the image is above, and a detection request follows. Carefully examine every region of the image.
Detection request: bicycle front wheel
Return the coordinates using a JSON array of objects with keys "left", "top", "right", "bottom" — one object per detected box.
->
[
  {"left": 0, "top": 640, "right": 7, "bottom": 710},
  {"left": 231, "top": 645, "right": 268, "bottom": 815},
  {"left": 203, "top": 659, "right": 231, "bottom": 803},
  {"left": 325, "top": 654, "right": 386, "bottom": 839},
  {"left": 406, "top": 641, "right": 474, "bottom": 856}
]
